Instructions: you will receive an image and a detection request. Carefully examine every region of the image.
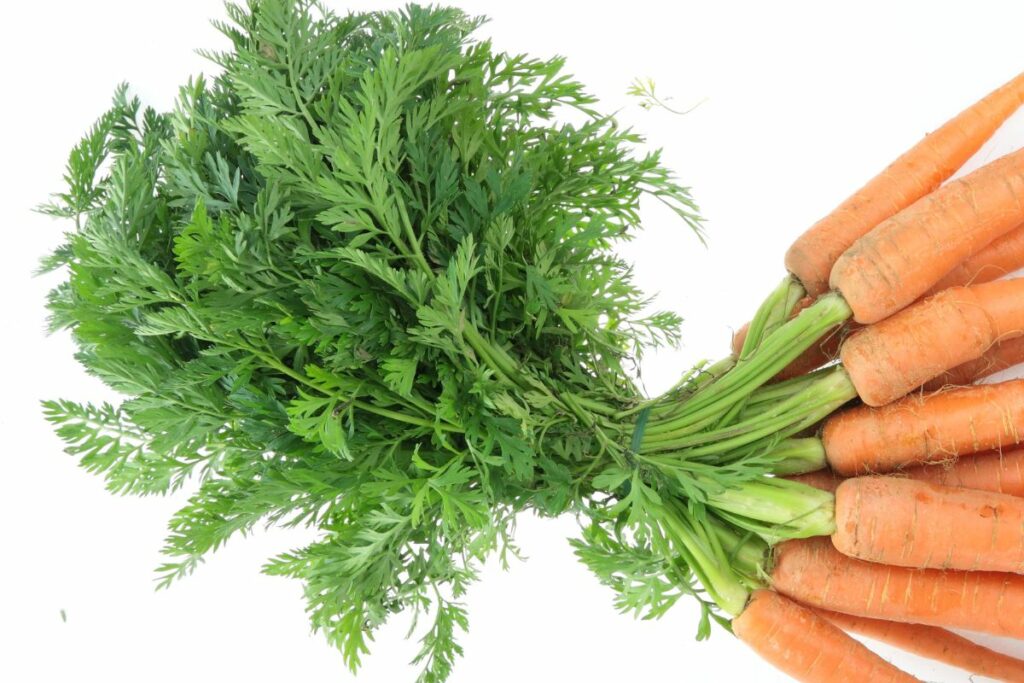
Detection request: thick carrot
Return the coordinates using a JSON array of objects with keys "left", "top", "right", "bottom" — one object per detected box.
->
[
  {"left": 822, "top": 379, "right": 1024, "bottom": 475},
  {"left": 771, "top": 537, "right": 1024, "bottom": 639},
  {"left": 839, "top": 278, "right": 1024, "bottom": 406},
  {"left": 921, "top": 335, "right": 1024, "bottom": 391},
  {"left": 830, "top": 148, "right": 1024, "bottom": 324},
  {"left": 902, "top": 448, "right": 1024, "bottom": 497},
  {"left": 785, "top": 71, "right": 1024, "bottom": 297},
  {"left": 791, "top": 449, "right": 1024, "bottom": 497},
  {"left": 732, "top": 589, "right": 918, "bottom": 683},
  {"left": 832, "top": 477, "right": 1024, "bottom": 573},
  {"left": 927, "top": 221, "right": 1024, "bottom": 294},
  {"left": 818, "top": 609, "right": 1024, "bottom": 683}
]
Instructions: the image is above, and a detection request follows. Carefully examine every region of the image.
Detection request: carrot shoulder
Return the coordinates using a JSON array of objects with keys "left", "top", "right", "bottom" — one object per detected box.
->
[
  {"left": 832, "top": 476, "right": 1024, "bottom": 573},
  {"left": 771, "top": 537, "right": 1024, "bottom": 639},
  {"left": 785, "top": 71, "right": 1024, "bottom": 297},
  {"left": 822, "top": 379, "right": 1024, "bottom": 475},
  {"left": 818, "top": 609, "right": 1024, "bottom": 683},
  {"left": 830, "top": 148, "right": 1024, "bottom": 324},
  {"left": 840, "top": 278, "right": 1024, "bottom": 406},
  {"left": 732, "top": 589, "right": 918, "bottom": 683}
]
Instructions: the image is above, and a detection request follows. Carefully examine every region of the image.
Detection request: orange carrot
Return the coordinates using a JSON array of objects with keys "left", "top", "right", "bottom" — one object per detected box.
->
[
  {"left": 785, "top": 71, "right": 1024, "bottom": 297},
  {"left": 902, "top": 448, "right": 1024, "bottom": 497},
  {"left": 791, "top": 448, "right": 1024, "bottom": 497},
  {"left": 771, "top": 537, "right": 1024, "bottom": 639},
  {"left": 784, "top": 469, "right": 843, "bottom": 493},
  {"left": 822, "top": 379, "right": 1024, "bottom": 475},
  {"left": 839, "top": 278, "right": 1024, "bottom": 406},
  {"left": 927, "top": 221, "right": 1024, "bottom": 294},
  {"left": 921, "top": 335, "right": 1024, "bottom": 391},
  {"left": 732, "top": 589, "right": 919, "bottom": 683},
  {"left": 818, "top": 609, "right": 1024, "bottom": 683},
  {"left": 832, "top": 477, "right": 1024, "bottom": 573},
  {"left": 830, "top": 148, "right": 1024, "bottom": 324}
]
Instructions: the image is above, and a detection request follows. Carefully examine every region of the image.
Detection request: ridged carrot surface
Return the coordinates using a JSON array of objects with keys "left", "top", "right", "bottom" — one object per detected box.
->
[
  {"left": 921, "top": 336, "right": 1024, "bottom": 391},
  {"left": 830, "top": 149, "right": 1024, "bottom": 324},
  {"left": 819, "top": 609, "right": 1024, "bottom": 683},
  {"left": 832, "top": 477, "right": 1024, "bottom": 573},
  {"left": 840, "top": 277, "right": 1024, "bottom": 406},
  {"left": 786, "top": 71, "right": 1024, "bottom": 297},
  {"left": 927, "top": 221, "right": 1024, "bottom": 294},
  {"left": 732, "top": 589, "right": 918, "bottom": 683},
  {"left": 822, "top": 379, "right": 1024, "bottom": 475},
  {"left": 771, "top": 537, "right": 1024, "bottom": 639}
]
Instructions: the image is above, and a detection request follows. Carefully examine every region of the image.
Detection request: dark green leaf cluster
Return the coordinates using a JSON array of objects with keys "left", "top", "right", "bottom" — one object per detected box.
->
[{"left": 42, "top": 1, "right": 706, "bottom": 679}]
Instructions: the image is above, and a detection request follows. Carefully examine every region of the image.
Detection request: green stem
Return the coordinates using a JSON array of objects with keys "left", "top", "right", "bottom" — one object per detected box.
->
[
  {"left": 639, "top": 367, "right": 856, "bottom": 455},
  {"left": 763, "top": 438, "right": 827, "bottom": 476},
  {"left": 655, "top": 502, "right": 751, "bottom": 616},
  {"left": 738, "top": 275, "right": 805, "bottom": 360},
  {"left": 702, "top": 475, "right": 836, "bottom": 540},
  {"left": 657, "top": 293, "right": 852, "bottom": 431}
]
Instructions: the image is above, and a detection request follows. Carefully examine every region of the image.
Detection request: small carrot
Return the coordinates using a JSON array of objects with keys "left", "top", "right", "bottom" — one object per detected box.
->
[
  {"left": 921, "top": 335, "right": 1024, "bottom": 391},
  {"left": 785, "top": 71, "right": 1024, "bottom": 297},
  {"left": 832, "top": 476, "right": 1024, "bottom": 573},
  {"left": 732, "top": 589, "right": 919, "bottom": 683},
  {"left": 927, "top": 221, "right": 1024, "bottom": 294},
  {"left": 771, "top": 537, "right": 1024, "bottom": 639},
  {"left": 839, "top": 278, "right": 1024, "bottom": 406},
  {"left": 818, "top": 609, "right": 1024, "bottom": 683},
  {"left": 821, "top": 379, "right": 1024, "bottom": 475},
  {"left": 789, "top": 448, "right": 1024, "bottom": 497},
  {"left": 830, "top": 148, "right": 1024, "bottom": 324}
]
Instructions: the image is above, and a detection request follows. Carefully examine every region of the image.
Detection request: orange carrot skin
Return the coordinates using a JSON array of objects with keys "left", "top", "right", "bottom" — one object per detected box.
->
[
  {"left": 786, "top": 71, "right": 1024, "bottom": 297},
  {"left": 818, "top": 609, "right": 1024, "bottom": 683},
  {"left": 927, "top": 221, "right": 1024, "bottom": 294},
  {"left": 831, "top": 148, "right": 1024, "bottom": 325},
  {"left": 784, "top": 469, "right": 843, "bottom": 493},
  {"left": 771, "top": 537, "right": 1024, "bottom": 639},
  {"left": 732, "top": 589, "right": 919, "bottom": 683},
  {"left": 823, "top": 379, "right": 1024, "bottom": 476},
  {"left": 832, "top": 477, "right": 1024, "bottom": 573},
  {"left": 791, "top": 449, "right": 1024, "bottom": 498},
  {"left": 902, "top": 448, "right": 1024, "bottom": 497},
  {"left": 841, "top": 278, "right": 1024, "bottom": 406},
  {"left": 921, "top": 336, "right": 1024, "bottom": 391}
]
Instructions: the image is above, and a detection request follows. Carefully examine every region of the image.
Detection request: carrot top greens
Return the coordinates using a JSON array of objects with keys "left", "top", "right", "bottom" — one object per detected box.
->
[{"left": 40, "top": 1, "right": 839, "bottom": 680}]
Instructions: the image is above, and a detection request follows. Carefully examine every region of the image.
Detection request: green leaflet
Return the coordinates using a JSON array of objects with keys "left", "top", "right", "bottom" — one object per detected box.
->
[{"left": 37, "top": 2, "right": 733, "bottom": 681}]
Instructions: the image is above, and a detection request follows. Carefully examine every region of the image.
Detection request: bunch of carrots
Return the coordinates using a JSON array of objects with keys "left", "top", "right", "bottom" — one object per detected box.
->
[{"left": 720, "top": 71, "right": 1024, "bottom": 682}]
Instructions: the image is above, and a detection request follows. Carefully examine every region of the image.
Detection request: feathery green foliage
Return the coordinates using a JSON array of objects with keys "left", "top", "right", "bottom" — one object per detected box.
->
[{"left": 41, "top": 2, "right": 839, "bottom": 680}]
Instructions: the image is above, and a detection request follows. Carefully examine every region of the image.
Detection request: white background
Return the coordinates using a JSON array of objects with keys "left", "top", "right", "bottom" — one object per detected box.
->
[{"left": 4, "top": 1, "right": 1024, "bottom": 681}]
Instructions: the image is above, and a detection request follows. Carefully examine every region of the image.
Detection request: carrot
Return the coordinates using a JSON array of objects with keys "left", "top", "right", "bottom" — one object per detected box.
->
[
  {"left": 771, "top": 537, "right": 1024, "bottom": 639},
  {"left": 784, "top": 469, "right": 842, "bottom": 493},
  {"left": 790, "top": 448, "right": 1024, "bottom": 497},
  {"left": 732, "top": 589, "right": 919, "bottom": 683},
  {"left": 927, "top": 221, "right": 1024, "bottom": 294},
  {"left": 830, "top": 148, "right": 1024, "bottom": 325},
  {"left": 921, "top": 335, "right": 1024, "bottom": 391},
  {"left": 785, "top": 71, "right": 1024, "bottom": 297},
  {"left": 902, "top": 447, "right": 1024, "bottom": 496},
  {"left": 818, "top": 609, "right": 1024, "bottom": 683},
  {"left": 839, "top": 278, "right": 1024, "bottom": 406},
  {"left": 832, "top": 476, "right": 1024, "bottom": 573},
  {"left": 821, "top": 379, "right": 1024, "bottom": 475}
]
